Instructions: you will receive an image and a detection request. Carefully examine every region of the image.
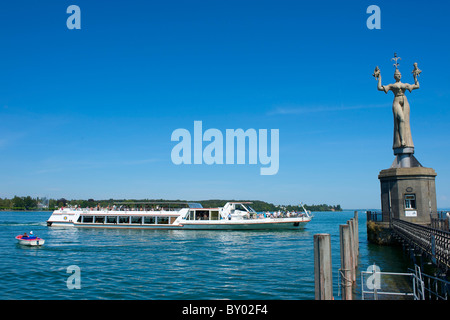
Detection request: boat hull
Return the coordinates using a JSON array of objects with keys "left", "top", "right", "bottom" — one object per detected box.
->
[
  {"left": 62, "top": 218, "right": 310, "bottom": 230},
  {"left": 16, "top": 236, "right": 45, "bottom": 246},
  {"left": 179, "top": 219, "right": 309, "bottom": 230}
]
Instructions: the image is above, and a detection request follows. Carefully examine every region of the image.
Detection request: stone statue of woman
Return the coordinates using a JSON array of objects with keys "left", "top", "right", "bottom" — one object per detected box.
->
[{"left": 373, "top": 54, "right": 421, "bottom": 151}]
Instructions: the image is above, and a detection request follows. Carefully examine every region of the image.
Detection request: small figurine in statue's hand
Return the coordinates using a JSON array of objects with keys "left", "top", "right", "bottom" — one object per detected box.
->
[
  {"left": 373, "top": 66, "right": 381, "bottom": 79},
  {"left": 412, "top": 62, "right": 422, "bottom": 78}
]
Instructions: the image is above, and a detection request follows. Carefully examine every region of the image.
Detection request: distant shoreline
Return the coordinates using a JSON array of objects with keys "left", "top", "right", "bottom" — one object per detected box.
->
[{"left": 0, "top": 197, "right": 343, "bottom": 213}]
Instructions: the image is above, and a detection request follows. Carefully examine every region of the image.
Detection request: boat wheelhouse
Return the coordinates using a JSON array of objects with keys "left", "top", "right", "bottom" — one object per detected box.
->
[{"left": 46, "top": 201, "right": 312, "bottom": 230}]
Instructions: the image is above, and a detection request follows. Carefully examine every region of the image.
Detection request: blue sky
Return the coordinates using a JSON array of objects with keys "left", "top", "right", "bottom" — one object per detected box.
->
[{"left": 1, "top": 0, "right": 449, "bottom": 209}]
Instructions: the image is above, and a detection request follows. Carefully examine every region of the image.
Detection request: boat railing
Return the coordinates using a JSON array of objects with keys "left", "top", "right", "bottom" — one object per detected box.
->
[
  {"left": 56, "top": 201, "right": 197, "bottom": 213},
  {"left": 243, "top": 212, "right": 310, "bottom": 219}
]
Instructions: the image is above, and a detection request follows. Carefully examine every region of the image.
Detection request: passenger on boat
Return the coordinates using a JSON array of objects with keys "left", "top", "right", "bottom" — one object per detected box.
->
[{"left": 21, "top": 231, "right": 36, "bottom": 239}]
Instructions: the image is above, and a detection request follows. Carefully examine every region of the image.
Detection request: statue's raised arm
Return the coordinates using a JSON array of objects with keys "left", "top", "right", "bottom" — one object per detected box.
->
[
  {"left": 406, "top": 62, "right": 421, "bottom": 92},
  {"left": 373, "top": 66, "right": 391, "bottom": 93}
]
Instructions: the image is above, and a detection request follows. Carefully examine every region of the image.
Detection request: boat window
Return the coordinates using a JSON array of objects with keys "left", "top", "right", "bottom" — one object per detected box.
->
[
  {"left": 83, "top": 216, "right": 93, "bottom": 223},
  {"left": 77, "top": 216, "right": 82, "bottom": 222},
  {"left": 235, "top": 204, "right": 248, "bottom": 212},
  {"left": 195, "top": 210, "right": 209, "bottom": 220},
  {"left": 210, "top": 211, "right": 219, "bottom": 220},
  {"left": 106, "top": 216, "right": 117, "bottom": 224},
  {"left": 119, "top": 216, "right": 130, "bottom": 224},
  {"left": 131, "top": 216, "right": 142, "bottom": 224},
  {"left": 188, "top": 210, "right": 195, "bottom": 220},
  {"left": 188, "top": 203, "right": 203, "bottom": 209},
  {"left": 170, "top": 217, "right": 177, "bottom": 224},
  {"left": 95, "top": 216, "right": 105, "bottom": 223},
  {"left": 245, "top": 205, "right": 257, "bottom": 213},
  {"left": 157, "top": 217, "right": 169, "bottom": 224},
  {"left": 143, "top": 216, "right": 155, "bottom": 224}
]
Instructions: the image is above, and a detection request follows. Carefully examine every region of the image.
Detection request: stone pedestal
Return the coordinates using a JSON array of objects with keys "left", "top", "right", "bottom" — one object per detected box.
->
[
  {"left": 378, "top": 167, "right": 437, "bottom": 225},
  {"left": 392, "top": 147, "right": 418, "bottom": 168}
]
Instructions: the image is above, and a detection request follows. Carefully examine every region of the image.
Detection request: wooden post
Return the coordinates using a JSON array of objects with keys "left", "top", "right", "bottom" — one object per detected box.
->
[
  {"left": 352, "top": 218, "right": 358, "bottom": 261},
  {"left": 339, "top": 224, "right": 352, "bottom": 300},
  {"left": 354, "top": 211, "right": 359, "bottom": 257},
  {"left": 348, "top": 219, "right": 356, "bottom": 282},
  {"left": 314, "top": 233, "right": 333, "bottom": 300}
]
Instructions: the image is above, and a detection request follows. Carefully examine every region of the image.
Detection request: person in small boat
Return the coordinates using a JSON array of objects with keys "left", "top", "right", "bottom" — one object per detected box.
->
[{"left": 22, "top": 232, "right": 28, "bottom": 238}]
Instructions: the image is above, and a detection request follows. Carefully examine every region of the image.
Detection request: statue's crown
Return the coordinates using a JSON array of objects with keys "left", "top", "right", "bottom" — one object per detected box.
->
[{"left": 392, "top": 53, "right": 401, "bottom": 72}]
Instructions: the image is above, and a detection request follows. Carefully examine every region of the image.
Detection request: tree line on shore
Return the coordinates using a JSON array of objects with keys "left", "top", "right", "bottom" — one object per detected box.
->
[{"left": 0, "top": 196, "right": 342, "bottom": 212}]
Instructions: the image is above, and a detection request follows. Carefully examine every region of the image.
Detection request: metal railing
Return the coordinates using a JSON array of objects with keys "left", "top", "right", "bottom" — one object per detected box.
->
[
  {"left": 431, "top": 212, "right": 449, "bottom": 231},
  {"left": 410, "top": 269, "right": 450, "bottom": 300},
  {"left": 361, "top": 264, "right": 422, "bottom": 300},
  {"left": 366, "top": 210, "right": 450, "bottom": 228},
  {"left": 366, "top": 210, "right": 383, "bottom": 222},
  {"left": 361, "top": 264, "right": 449, "bottom": 300},
  {"left": 391, "top": 218, "right": 450, "bottom": 271}
]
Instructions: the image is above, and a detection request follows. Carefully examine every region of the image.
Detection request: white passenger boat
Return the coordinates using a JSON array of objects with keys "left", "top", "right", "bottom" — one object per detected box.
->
[{"left": 46, "top": 202, "right": 312, "bottom": 230}]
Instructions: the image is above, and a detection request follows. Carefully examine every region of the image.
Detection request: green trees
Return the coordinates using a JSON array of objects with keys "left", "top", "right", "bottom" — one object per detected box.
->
[
  {"left": 196, "top": 200, "right": 342, "bottom": 212},
  {"left": 304, "top": 204, "right": 342, "bottom": 212},
  {"left": 0, "top": 196, "right": 342, "bottom": 212},
  {"left": 0, "top": 198, "right": 12, "bottom": 209},
  {"left": 5, "top": 196, "right": 38, "bottom": 210}
]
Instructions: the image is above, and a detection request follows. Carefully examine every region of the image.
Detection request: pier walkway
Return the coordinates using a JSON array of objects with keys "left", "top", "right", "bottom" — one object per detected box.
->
[
  {"left": 365, "top": 211, "right": 450, "bottom": 299},
  {"left": 367, "top": 210, "right": 450, "bottom": 274},
  {"left": 391, "top": 218, "right": 450, "bottom": 273}
]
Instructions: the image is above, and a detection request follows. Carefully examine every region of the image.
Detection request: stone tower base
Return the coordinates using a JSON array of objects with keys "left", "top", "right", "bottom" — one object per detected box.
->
[{"left": 378, "top": 167, "right": 437, "bottom": 225}]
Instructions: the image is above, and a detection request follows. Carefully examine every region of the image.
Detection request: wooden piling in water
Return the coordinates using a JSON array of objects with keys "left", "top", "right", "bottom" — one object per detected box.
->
[
  {"left": 314, "top": 213, "right": 360, "bottom": 300},
  {"left": 314, "top": 233, "right": 333, "bottom": 300},
  {"left": 348, "top": 219, "right": 356, "bottom": 282},
  {"left": 354, "top": 211, "right": 359, "bottom": 257},
  {"left": 339, "top": 224, "right": 353, "bottom": 300}
]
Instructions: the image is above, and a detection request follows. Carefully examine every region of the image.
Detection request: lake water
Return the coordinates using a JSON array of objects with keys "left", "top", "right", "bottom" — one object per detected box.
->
[{"left": 0, "top": 210, "right": 412, "bottom": 300}]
